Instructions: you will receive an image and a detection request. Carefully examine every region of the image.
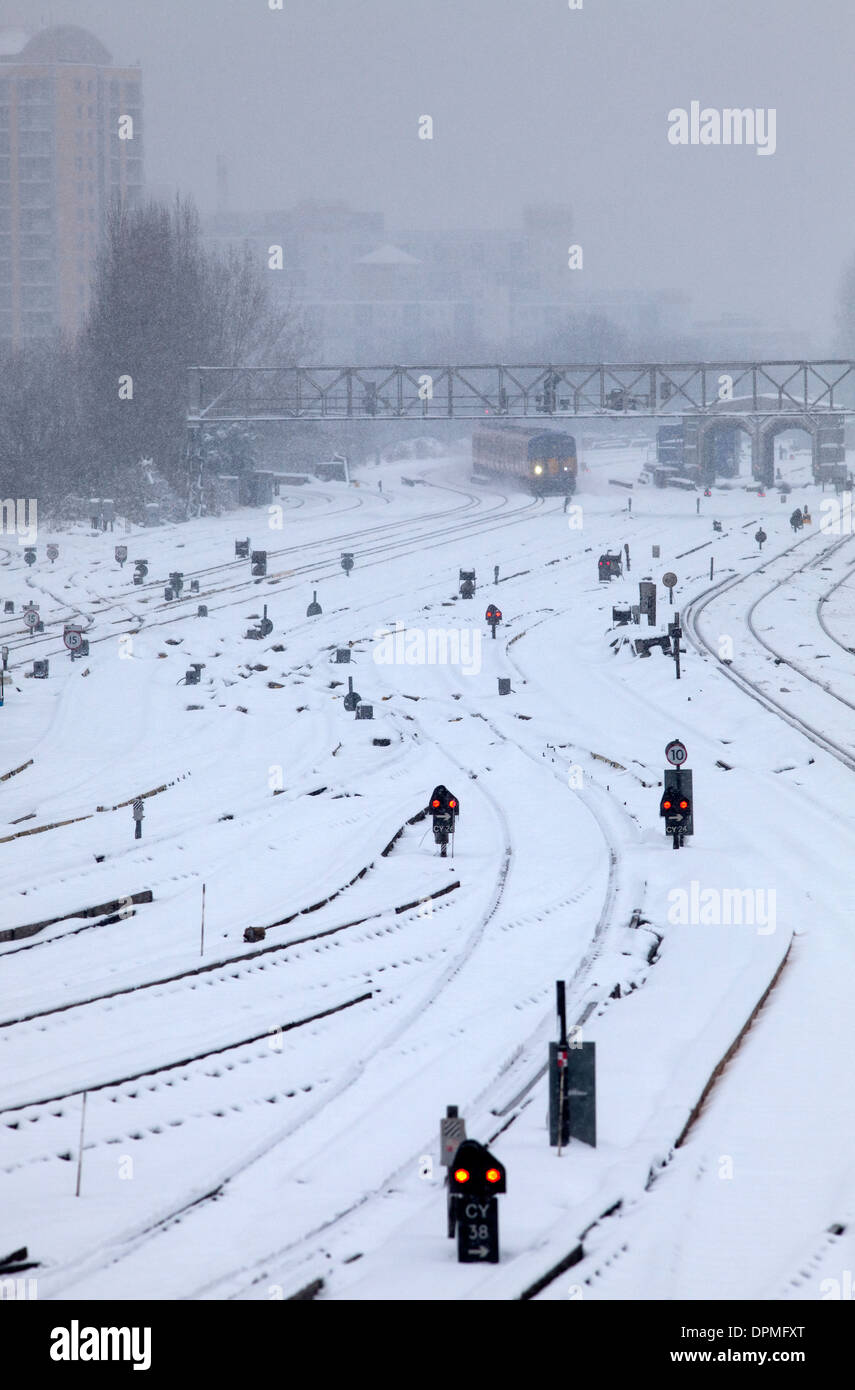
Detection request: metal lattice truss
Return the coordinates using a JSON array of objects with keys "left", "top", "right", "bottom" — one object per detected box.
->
[{"left": 188, "top": 362, "right": 855, "bottom": 424}]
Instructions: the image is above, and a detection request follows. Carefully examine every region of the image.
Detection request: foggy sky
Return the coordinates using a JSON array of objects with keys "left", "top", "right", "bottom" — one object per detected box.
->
[{"left": 7, "top": 0, "right": 855, "bottom": 345}]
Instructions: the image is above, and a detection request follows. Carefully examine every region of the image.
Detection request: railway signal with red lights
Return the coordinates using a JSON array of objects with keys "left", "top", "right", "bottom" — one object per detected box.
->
[
  {"left": 448, "top": 1140, "right": 506, "bottom": 1196},
  {"left": 485, "top": 603, "right": 502, "bottom": 638},
  {"left": 448, "top": 1139, "right": 506, "bottom": 1264},
  {"left": 660, "top": 753, "right": 694, "bottom": 848},
  {"left": 429, "top": 784, "right": 459, "bottom": 857}
]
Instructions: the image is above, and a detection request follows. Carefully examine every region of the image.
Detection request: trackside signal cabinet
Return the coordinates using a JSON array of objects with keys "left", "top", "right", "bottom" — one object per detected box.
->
[
  {"left": 660, "top": 768, "right": 694, "bottom": 843},
  {"left": 449, "top": 1139, "right": 506, "bottom": 1264}
]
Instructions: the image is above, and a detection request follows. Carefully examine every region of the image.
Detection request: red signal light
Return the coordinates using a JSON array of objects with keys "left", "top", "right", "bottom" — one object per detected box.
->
[
  {"left": 662, "top": 799, "right": 672, "bottom": 810},
  {"left": 431, "top": 799, "right": 440, "bottom": 808},
  {"left": 485, "top": 1167, "right": 501, "bottom": 1184},
  {"left": 453, "top": 1168, "right": 470, "bottom": 1184},
  {"left": 679, "top": 799, "right": 688, "bottom": 810},
  {"left": 496, "top": 610, "right": 502, "bottom": 619}
]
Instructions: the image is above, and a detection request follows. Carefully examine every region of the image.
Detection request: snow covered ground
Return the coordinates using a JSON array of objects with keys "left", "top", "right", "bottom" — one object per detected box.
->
[{"left": 2, "top": 445, "right": 854, "bottom": 1301}]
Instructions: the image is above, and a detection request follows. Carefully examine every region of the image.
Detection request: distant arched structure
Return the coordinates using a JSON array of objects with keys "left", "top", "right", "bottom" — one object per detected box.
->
[{"left": 680, "top": 396, "right": 845, "bottom": 485}]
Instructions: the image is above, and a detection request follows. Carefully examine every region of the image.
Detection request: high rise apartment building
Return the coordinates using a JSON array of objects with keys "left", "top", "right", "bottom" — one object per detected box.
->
[{"left": 0, "top": 24, "right": 143, "bottom": 345}]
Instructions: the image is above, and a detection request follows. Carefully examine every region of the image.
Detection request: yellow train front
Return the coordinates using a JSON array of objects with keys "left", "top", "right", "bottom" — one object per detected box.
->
[{"left": 471, "top": 426, "right": 578, "bottom": 495}]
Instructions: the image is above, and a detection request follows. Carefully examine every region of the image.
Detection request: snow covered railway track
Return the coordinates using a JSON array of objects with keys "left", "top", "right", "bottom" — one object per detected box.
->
[
  {"left": 0, "top": 771, "right": 192, "bottom": 889},
  {"left": 0, "top": 890, "right": 153, "bottom": 951},
  {"left": 0, "top": 486, "right": 484, "bottom": 648},
  {"left": 815, "top": 556, "right": 855, "bottom": 656},
  {"left": 24, "top": 767, "right": 509, "bottom": 1299},
  {"left": 34, "top": 740, "right": 512, "bottom": 1302},
  {"left": 461, "top": 622, "right": 648, "bottom": 1120},
  {"left": 0, "top": 991, "right": 373, "bottom": 1116},
  {"left": 684, "top": 533, "right": 855, "bottom": 775},
  {"left": 187, "top": 700, "right": 641, "bottom": 1302},
  {"left": 0, "top": 490, "right": 527, "bottom": 659},
  {"left": 175, "top": 727, "right": 516, "bottom": 1301},
  {"left": 141, "top": 497, "right": 540, "bottom": 618},
  {"left": 773, "top": 1170, "right": 855, "bottom": 1301},
  {"left": 741, "top": 532, "right": 855, "bottom": 710},
  {"left": 0, "top": 875, "right": 460, "bottom": 1033},
  {"left": 0, "top": 881, "right": 467, "bottom": 1187},
  {"left": 521, "top": 938, "right": 794, "bottom": 1302}
]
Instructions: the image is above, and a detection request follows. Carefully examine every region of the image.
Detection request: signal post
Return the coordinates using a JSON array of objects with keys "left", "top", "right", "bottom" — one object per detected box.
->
[
  {"left": 448, "top": 1139, "right": 506, "bottom": 1264},
  {"left": 660, "top": 739, "right": 694, "bottom": 848},
  {"left": 429, "top": 784, "right": 459, "bottom": 857}
]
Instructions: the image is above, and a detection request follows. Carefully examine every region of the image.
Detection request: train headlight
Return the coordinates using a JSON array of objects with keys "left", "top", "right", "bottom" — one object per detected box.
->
[{"left": 533, "top": 464, "right": 543, "bottom": 475}]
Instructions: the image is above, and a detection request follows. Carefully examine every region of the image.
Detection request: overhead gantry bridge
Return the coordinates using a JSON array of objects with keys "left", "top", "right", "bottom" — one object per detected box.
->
[
  {"left": 187, "top": 361, "right": 853, "bottom": 484},
  {"left": 189, "top": 361, "right": 855, "bottom": 422}
]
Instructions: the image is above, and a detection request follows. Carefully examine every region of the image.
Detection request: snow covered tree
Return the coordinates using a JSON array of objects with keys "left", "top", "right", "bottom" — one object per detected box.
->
[
  {"left": 0, "top": 338, "right": 87, "bottom": 511},
  {"left": 81, "top": 194, "right": 305, "bottom": 508}
]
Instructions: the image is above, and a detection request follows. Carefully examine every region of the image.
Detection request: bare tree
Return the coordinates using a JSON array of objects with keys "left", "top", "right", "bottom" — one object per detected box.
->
[
  {"left": 0, "top": 339, "right": 86, "bottom": 512},
  {"left": 82, "top": 193, "right": 305, "bottom": 505},
  {"left": 203, "top": 242, "right": 310, "bottom": 366}
]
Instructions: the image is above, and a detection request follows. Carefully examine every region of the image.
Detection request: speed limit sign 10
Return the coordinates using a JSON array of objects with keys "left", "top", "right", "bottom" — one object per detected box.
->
[{"left": 665, "top": 739, "right": 688, "bottom": 767}]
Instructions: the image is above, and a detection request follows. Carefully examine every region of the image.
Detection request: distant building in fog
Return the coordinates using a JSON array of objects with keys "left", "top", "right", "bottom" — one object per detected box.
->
[
  {"left": 0, "top": 24, "right": 143, "bottom": 346},
  {"left": 685, "top": 313, "right": 812, "bottom": 360},
  {"left": 204, "top": 199, "right": 686, "bottom": 362}
]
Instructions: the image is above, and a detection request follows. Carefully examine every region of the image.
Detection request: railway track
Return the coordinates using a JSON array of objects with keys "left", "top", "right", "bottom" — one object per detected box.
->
[
  {"left": 520, "top": 521, "right": 855, "bottom": 1302},
  {"left": 34, "top": 766, "right": 511, "bottom": 1299},
  {"left": 0, "top": 481, "right": 487, "bottom": 651},
  {"left": 16, "top": 491, "right": 658, "bottom": 1300},
  {"left": 0, "top": 492, "right": 527, "bottom": 663},
  {"left": 683, "top": 527, "right": 855, "bottom": 773},
  {"left": 183, "top": 664, "right": 647, "bottom": 1301},
  {"left": 8, "top": 486, "right": 760, "bottom": 1301},
  {"left": 31, "top": 591, "right": 634, "bottom": 1298},
  {"left": 0, "top": 820, "right": 456, "bottom": 1033}
]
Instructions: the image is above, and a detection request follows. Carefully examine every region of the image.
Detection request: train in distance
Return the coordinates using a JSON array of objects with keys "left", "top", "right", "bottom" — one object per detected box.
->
[{"left": 471, "top": 425, "right": 578, "bottom": 496}]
